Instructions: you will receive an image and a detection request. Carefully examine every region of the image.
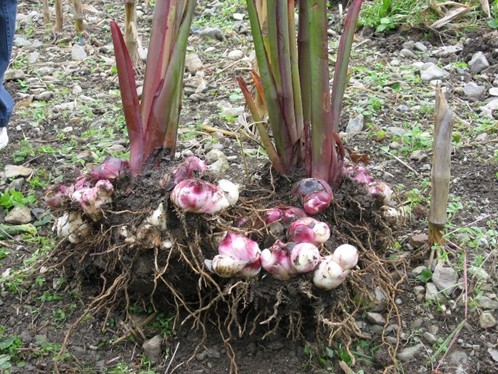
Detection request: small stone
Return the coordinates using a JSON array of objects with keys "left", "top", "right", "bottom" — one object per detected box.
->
[
  {"left": 107, "top": 144, "right": 126, "bottom": 154},
  {"left": 489, "top": 87, "right": 498, "bottom": 96},
  {"left": 425, "top": 282, "right": 444, "bottom": 302},
  {"left": 468, "top": 266, "right": 490, "bottom": 281},
  {"left": 366, "top": 312, "right": 386, "bottom": 326},
  {"left": 5, "top": 206, "right": 32, "bottom": 224},
  {"left": 409, "top": 233, "right": 428, "bottom": 247},
  {"left": 185, "top": 54, "right": 203, "bottom": 73},
  {"left": 345, "top": 113, "right": 364, "bottom": 134},
  {"left": 412, "top": 266, "right": 427, "bottom": 276},
  {"left": 414, "top": 42, "right": 428, "bottom": 52},
  {"left": 432, "top": 266, "right": 458, "bottom": 296},
  {"left": 72, "top": 85, "right": 83, "bottom": 95},
  {"left": 207, "top": 158, "right": 229, "bottom": 175},
  {"left": 389, "top": 141, "right": 402, "bottom": 150},
  {"left": 449, "top": 351, "right": 468, "bottom": 365},
  {"left": 409, "top": 150, "right": 428, "bottom": 162},
  {"left": 488, "top": 348, "right": 498, "bottom": 362},
  {"left": 400, "top": 49, "right": 417, "bottom": 59},
  {"left": 28, "top": 51, "right": 40, "bottom": 64},
  {"left": 199, "top": 27, "right": 224, "bottom": 41},
  {"left": 36, "top": 91, "right": 53, "bottom": 101},
  {"left": 397, "top": 344, "right": 423, "bottom": 362},
  {"left": 71, "top": 44, "right": 87, "bottom": 61},
  {"left": 478, "top": 296, "right": 498, "bottom": 310},
  {"left": 142, "top": 335, "right": 162, "bottom": 364},
  {"left": 479, "top": 312, "right": 497, "bottom": 329},
  {"left": 4, "top": 69, "right": 25, "bottom": 81},
  {"left": 227, "top": 49, "right": 244, "bottom": 60},
  {"left": 481, "top": 97, "right": 498, "bottom": 118},
  {"left": 475, "top": 133, "right": 488, "bottom": 142},
  {"left": 420, "top": 63, "right": 449, "bottom": 82},
  {"left": 14, "top": 36, "right": 31, "bottom": 47},
  {"left": 422, "top": 332, "right": 437, "bottom": 344},
  {"left": 432, "top": 45, "right": 462, "bottom": 57},
  {"left": 371, "top": 286, "right": 388, "bottom": 312},
  {"left": 463, "top": 82, "right": 485, "bottom": 98},
  {"left": 468, "top": 52, "right": 489, "bottom": 74},
  {"left": 387, "top": 126, "right": 406, "bottom": 136},
  {"left": 402, "top": 40, "right": 415, "bottom": 50},
  {"left": 233, "top": 13, "right": 244, "bottom": 21},
  {"left": 4, "top": 165, "right": 34, "bottom": 178}
]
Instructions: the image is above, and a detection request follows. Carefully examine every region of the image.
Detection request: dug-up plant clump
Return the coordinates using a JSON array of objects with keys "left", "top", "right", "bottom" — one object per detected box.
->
[{"left": 44, "top": 152, "right": 404, "bottom": 371}]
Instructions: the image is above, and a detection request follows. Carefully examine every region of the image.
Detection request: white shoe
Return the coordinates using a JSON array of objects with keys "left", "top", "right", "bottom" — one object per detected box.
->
[{"left": 0, "top": 127, "right": 8, "bottom": 150}]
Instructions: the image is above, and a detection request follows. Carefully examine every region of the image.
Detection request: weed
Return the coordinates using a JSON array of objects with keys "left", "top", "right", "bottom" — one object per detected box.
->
[{"left": 0, "top": 189, "right": 35, "bottom": 210}]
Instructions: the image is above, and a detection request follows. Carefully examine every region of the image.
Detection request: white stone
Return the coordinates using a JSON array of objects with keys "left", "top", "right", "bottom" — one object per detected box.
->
[
  {"left": 463, "top": 82, "right": 485, "bottom": 98},
  {"left": 4, "top": 165, "right": 34, "bottom": 179},
  {"left": 5, "top": 206, "right": 32, "bottom": 224},
  {"left": 420, "top": 63, "right": 449, "bottom": 81},
  {"left": 228, "top": 49, "right": 244, "bottom": 60},
  {"left": 469, "top": 51, "right": 489, "bottom": 74},
  {"left": 432, "top": 266, "right": 458, "bottom": 296},
  {"left": 185, "top": 54, "right": 203, "bottom": 73},
  {"left": 345, "top": 113, "right": 364, "bottom": 134},
  {"left": 71, "top": 44, "right": 87, "bottom": 61}
]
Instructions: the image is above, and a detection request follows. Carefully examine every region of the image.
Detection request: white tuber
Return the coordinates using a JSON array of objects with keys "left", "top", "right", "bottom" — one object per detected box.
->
[
  {"left": 313, "top": 255, "right": 348, "bottom": 290},
  {"left": 332, "top": 244, "right": 359, "bottom": 270}
]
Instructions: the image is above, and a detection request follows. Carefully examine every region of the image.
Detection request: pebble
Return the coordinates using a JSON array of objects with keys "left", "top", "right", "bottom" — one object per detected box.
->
[
  {"left": 489, "top": 87, "right": 498, "bottom": 96},
  {"left": 425, "top": 282, "right": 444, "bottom": 302},
  {"left": 463, "top": 82, "right": 485, "bottom": 98},
  {"left": 488, "top": 348, "right": 498, "bottom": 362},
  {"left": 14, "top": 36, "right": 31, "bottom": 47},
  {"left": 409, "top": 233, "right": 428, "bottom": 247},
  {"left": 4, "top": 165, "right": 34, "bottom": 178},
  {"left": 449, "top": 351, "right": 468, "bottom": 365},
  {"left": 345, "top": 113, "right": 364, "bottom": 134},
  {"left": 413, "top": 42, "right": 428, "bottom": 53},
  {"left": 432, "top": 45, "right": 462, "bottom": 57},
  {"left": 478, "top": 296, "right": 498, "bottom": 310},
  {"left": 5, "top": 206, "right": 32, "bottom": 224},
  {"left": 468, "top": 51, "right": 489, "bottom": 74},
  {"left": 228, "top": 49, "right": 245, "bottom": 60},
  {"left": 432, "top": 266, "right": 458, "bottom": 296},
  {"left": 402, "top": 40, "right": 415, "bottom": 50},
  {"left": 36, "top": 91, "right": 53, "bottom": 101},
  {"left": 420, "top": 63, "right": 449, "bottom": 82},
  {"left": 479, "top": 312, "right": 497, "bottom": 329},
  {"left": 142, "top": 335, "right": 162, "bottom": 364},
  {"left": 371, "top": 287, "right": 388, "bottom": 312},
  {"left": 422, "top": 332, "right": 437, "bottom": 344},
  {"left": 397, "top": 344, "right": 423, "bottom": 362},
  {"left": 28, "top": 51, "right": 40, "bottom": 64},
  {"left": 387, "top": 126, "right": 406, "bottom": 136},
  {"left": 199, "top": 27, "right": 224, "bottom": 41},
  {"left": 389, "top": 141, "right": 402, "bottom": 150},
  {"left": 185, "top": 54, "right": 204, "bottom": 73},
  {"left": 480, "top": 97, "right": 498, "bottom": 118},
  {"left": 400, "top": 49, "right": 417, "bottom": 59},
  {"left": 409, "top": 150, "right": 428, "bottom": 162},
  {"left": 366, "top": 312, "right": 386, "bottom": 325},
  {"left": 233, "top": 13, "right": 244, "bottom": 20},
  {"left": 71, "top": 44, "right": 87, "bottom": 61}
]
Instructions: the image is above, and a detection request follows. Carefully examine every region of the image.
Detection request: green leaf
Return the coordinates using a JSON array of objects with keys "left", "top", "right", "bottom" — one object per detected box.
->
[{"left": 416, "top": 268, "right": 433, "bottom": 283}]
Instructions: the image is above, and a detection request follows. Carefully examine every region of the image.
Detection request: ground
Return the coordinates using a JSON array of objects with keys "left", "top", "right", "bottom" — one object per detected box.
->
[{"left": 0, "top": 1, "right": 497, "bottom": 374}]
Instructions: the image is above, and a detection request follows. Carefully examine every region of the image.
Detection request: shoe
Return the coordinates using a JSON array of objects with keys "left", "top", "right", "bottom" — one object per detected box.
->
[{"left": 0, "top": 127, "right": 8, "bottom": 150}]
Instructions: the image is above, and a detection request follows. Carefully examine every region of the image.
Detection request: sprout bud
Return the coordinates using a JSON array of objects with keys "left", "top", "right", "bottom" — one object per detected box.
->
[
  {"left": 55, "top": 212, "right": 92, "bottom": 243},
  {"left": 260, "top": 241, "right": 296, "bottom": 280},
  {"left": 293, "top": 178, "right": 333, "bottom": 214},
  {"left": 288, "top": 217, "right": 331, "bottom": 245}
]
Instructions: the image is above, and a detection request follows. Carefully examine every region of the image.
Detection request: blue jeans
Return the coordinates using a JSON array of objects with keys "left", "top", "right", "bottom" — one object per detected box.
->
[{"left": 0, "top": 0, "right": 17, "bottom": 128}]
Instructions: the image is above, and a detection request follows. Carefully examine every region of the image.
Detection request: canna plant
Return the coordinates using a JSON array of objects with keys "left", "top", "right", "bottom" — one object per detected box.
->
[
  {"left": 111, "top": 0, "right": 196, "bottom": 176},
  {"left": 238, "top": 0, "right": 365, "bottom": 211}
]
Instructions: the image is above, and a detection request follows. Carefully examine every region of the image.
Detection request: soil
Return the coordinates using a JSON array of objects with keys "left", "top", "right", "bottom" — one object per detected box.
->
[{"left": 1, "top": 1, "right": 497, "bottom": 374}]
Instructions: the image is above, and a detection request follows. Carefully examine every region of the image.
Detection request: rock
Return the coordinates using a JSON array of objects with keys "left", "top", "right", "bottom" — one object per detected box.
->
[
  {"left": 4, "top": 69, "right": 25, "bottom": 81},
  {"left": 409, "top": 150, "right": 427, "bottom": 162},
  {"left": 432, "top": 45, "right": 462, "bottom": 57},
  {"left": 4, "top": 165, "right": 34, "bottom": 178},
  {"left": 432, "top": 266, "right": 458, "bottom": 296},
  {"left": 387, "top": 126, "right": 406, "bottom": 136},
  {"left": 475, "top": 133, "right": 488, "bottom": 142},
  {"left": 28, "top": 51, "right": 40, "bottom": 64},
  {"left": 228, "top": 49, "right": 244, "bottom": 60},
  {"left": 420, "top": 63, "right": 449, "bottom": 82},
  {"left": 233, "top": 13, "right": 244, "bottom": 21},
  {"left": 478, "top": 296, "right": 498, "bottom": 310},
  {"left": 409, "top": 233, "right": 428, "bottom": 247},
  {"left": 425, "top": 282, "right": 444, "bottom": 302},
  {"left": 468, "top": 52, "right": 489, "bottom": 74},
  {"left": 5, "top": 206, "right": 32, "bottom": 224},
  {"left": 488, "top": 348, "right": 498, "bottom": 362},
  {"left": 414, "top": 42, "right": 428, "bottom": 53},
  {"left": 463, "top": 82, "right": 485, "bottom": 98},
  {"left": 480, "top": 98, "right": 498, "bottom": 118},
  {"left": 366, "top": 312, "right": 386, "bottom": 326},
  {"left": 468, "top": 266, "right": 490, "bottom": 281},
  {"left": 402, "top": 40, "right": 415, "bottom": 50},
  {"left": 36, "top": 91, "right": 53, "bottom": 101},
  {"left": 207, "top": 158, "right": 229, "bottom": 175},
  {"left": 345, "top": 113, "right": 364, "bottom": 134},
  {"left": 72, "top": 85, "right": 83, "bottom": 95},
  {"left": 397, "top": 344, "right": 423, "bottom": 362},
  {"left": 479, "top": 312, "right": 497, "bottom": 329},
  {"left": 489, "top": 87, "right": 498, "bottom": 96},
  {"left": 400, "top": 49, "right": 417, "bottom": 59},
  {"left": 71, "top": 44, "right": 87, "bottom": 61},
  {"left": 107, "top": 144, "right": 126, "bottom": 154},
  {"left": 422, "top": 332, "right": 437, "bottom": 344},
  {"left": 142, "top": 335, "right": 162, "bottom": 364},
  {"left": 8, "top": 178, "right": 24, "bottom": 191},
  {"left": 199, "top": 27, "right": 224, "bottom": 41},
  {"left": 371, "top": 286, "right": 388, "bottom": 312},
  {"left": 449, "top": 351, "right": 468, "bottom": 365},
  {"left": 389, "top": 141, "right": 402, "bottom": 150},
  {"left": 14, "top": 36, "right": 31, "bottom": 47},
  {"left": 185, "top": 54, "right": 203, "bottom": 73}
]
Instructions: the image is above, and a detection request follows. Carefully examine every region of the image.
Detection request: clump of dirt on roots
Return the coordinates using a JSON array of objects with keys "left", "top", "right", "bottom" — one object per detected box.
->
[{"left": 46, "top": 160, "right": 404, "bottom": 371}]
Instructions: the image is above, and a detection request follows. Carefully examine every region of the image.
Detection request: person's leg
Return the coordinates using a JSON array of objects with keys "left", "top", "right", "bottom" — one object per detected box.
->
[{"left": 0, "top": 0, "right": 17, "bottom": 149}]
